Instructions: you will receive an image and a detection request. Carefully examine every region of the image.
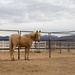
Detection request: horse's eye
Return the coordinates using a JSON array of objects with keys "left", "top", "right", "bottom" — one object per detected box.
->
[{"left": 36, "top": 34, "right": 38, "bottom": 37}]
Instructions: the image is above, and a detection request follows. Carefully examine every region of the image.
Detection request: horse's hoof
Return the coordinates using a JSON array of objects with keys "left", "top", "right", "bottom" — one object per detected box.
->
[
  {"left": 24, "top": 58, "right": 30, "bottom": 61},
  {"left": 11, "top": 58, "right": 15, "bottom": 61},
  {"left": 27, "top": 59, "right": 30, "bottom": 61},
  {"left": 24, "top": 59, "right": 27, "bottom": 60},
  {"left": 24, "top": 57, "right": 27, "bottom": 60}
]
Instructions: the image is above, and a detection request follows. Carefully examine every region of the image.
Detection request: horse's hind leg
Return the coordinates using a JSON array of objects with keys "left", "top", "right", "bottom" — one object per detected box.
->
[
  {"left": 11, "top": 45, "right": 16, "bottom": 61},
  {"left": 10, "top": 47, "right": 13, "bottom": 60}
]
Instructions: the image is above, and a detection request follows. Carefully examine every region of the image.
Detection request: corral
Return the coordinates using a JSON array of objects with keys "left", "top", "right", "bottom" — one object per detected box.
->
[{"left": 0, "top": 30, "right": 75, "bottom": 75}]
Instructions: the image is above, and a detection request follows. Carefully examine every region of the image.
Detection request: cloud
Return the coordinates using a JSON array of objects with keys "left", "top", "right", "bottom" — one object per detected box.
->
[
  {"left": 0, "top": 0, "right": 75, "bottom": 32},
  {"left": 0, "top": 0, "right": 72, "bottom": 22}
]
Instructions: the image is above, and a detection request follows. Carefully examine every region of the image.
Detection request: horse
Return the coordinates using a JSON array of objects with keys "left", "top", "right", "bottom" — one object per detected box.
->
[{"left": 9, "top": 30, "right": 41, "bottom": 61}]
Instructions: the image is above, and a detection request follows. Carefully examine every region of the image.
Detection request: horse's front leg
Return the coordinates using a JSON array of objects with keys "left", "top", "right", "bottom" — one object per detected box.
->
[
  {"left": 27, "top": 48, "right": 30, "bottom": 60},
  {"left": 24, "top": 48, "right": 26, "bottom": 60},
  {"left": 24, "top": 48, "right": 30, "bottom": 60}
]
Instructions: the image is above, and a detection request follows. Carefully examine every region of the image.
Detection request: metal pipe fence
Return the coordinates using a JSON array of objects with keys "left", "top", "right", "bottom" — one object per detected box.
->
[{"left": 0, "top": 29, "right": 75, "bottom": 59}]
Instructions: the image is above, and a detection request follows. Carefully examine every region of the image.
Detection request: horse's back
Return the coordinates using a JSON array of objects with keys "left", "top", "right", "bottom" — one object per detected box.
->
[
  {"left": 10, "top": 34, "right": 20, "bottom": 39},
  {"left": 9, "top": 34, "right": 21, "bottom": 46}
]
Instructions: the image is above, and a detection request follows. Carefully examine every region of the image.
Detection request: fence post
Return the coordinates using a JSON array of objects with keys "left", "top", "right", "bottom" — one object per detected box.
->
[
  {"left": 48, "top": 33, "right": 51, "bottom": 58},
  {"left": 68, "top": 42, "right": 70, "bottom": 52},
  {"left": 38, "top": 41, "right": 40, "bottom": 52},
  {"left": 18, "top": 31, "right": 20, "bottom": 59},
  {"left": 35, "top": 40, "right": 36, "bottom": 50},
  {"left": 59, "top": 42, "right": 61, "bottom": 53}
]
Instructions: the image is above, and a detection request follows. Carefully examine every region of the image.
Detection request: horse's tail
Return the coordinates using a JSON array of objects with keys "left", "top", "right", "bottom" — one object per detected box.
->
[{"left": 9, "top": 35, "right": 13, "bottom": 57}]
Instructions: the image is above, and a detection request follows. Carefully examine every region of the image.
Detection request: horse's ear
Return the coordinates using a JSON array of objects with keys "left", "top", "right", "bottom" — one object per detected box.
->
[
  {"left": 39, "top": 30, "right": 41, "bottom": 32},
  {"left": 36, "top": 30, "right": 38, "bottom": 33}
]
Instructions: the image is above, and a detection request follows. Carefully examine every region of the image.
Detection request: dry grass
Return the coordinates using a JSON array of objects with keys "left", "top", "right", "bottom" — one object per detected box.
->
[{"left": 0, "top": 49, "right": 75, "bottom": 75}]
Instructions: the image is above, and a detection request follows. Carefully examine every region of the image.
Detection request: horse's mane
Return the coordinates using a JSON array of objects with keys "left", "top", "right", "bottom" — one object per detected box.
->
[
  {"left": 29, "top": 31, "right": 36, "bottom": 36},
  {"left": 23, "top": 31, "right": 35, "bottom": 36}
]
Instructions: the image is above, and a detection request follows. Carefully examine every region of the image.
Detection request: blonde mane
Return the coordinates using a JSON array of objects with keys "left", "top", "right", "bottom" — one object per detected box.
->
[{"left": 29, "top": 31, "right": 35, "bottom": 36}]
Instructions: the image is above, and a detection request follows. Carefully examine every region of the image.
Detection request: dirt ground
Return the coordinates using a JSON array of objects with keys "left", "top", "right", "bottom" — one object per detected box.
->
[{"left": 0, "top": 49, "right": 75, "bottom": 75}]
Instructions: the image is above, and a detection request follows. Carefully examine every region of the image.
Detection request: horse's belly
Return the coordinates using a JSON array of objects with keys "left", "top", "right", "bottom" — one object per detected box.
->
[
  {"left": 19, "top": 44, "right": 26, "bottom": 47},
  {"left": 19, "top": 38, "right": 32, "bottom": 47},
  {"left": 19, "top": 42, "right": 31, "bottom": 47}
]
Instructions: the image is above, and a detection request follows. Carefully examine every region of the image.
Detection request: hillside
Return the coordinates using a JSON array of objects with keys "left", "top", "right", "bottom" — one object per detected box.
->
[
  {"left": 40, "top": 35, "right": 58, "bottom": 40},
  {"left": 59, "top": 35, "right": 75, "bottom": 40},
  {"left": 0, "top": 34, "right": 75, "bottom": 41}
]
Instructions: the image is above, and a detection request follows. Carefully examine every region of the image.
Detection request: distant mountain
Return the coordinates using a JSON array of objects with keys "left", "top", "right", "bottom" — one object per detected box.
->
[
  {"left": 0, "top": 34, "right": 75, "bottom": 41},
  {"left": 0, "top": 36, "right": 9, "bottom": 41},
  {"left": 51, "top": 35, "right": 59, "bottom": 40},
  {"left": 40, "top": 35, "right": 59, "bottom": 40},
  {"left": 0, "top": 35, "right": 59, "bottom": 41},
  {"left": 59, "top": 34, "right": 75, "bottom": 40}
]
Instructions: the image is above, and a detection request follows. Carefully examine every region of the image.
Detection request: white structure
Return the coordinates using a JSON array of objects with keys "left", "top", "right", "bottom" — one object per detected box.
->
[
  {"left": 0, "top": 41, "right": 9, "bottom": 48},
  {"left": 0, "top": 41, "right": 46, "bottom": 50},
  {"left": 32, "top": 41, "right": 46, "bottom": 48}
]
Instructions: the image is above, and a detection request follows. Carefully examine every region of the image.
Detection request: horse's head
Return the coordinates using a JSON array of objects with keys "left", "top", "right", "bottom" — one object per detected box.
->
[
  {"left": 35, "top": 30, "right": 41, "bottom": 41},
  {"left": 29, "top": 30, "right": 41, "bottom": 41}
]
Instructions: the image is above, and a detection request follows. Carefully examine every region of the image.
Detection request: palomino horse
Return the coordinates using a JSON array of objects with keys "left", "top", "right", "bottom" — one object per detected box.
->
[{"left": 9, "top": 30, "right": 41, "bottom": 61}]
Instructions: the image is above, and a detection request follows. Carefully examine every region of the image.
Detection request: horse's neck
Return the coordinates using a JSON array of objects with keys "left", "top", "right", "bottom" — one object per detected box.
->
[
  {"left": 23, "top": 33, "right": 35, "bottom": 40},
  {"left": 29, "top": 32, "right": 36, "bottom": 40}
]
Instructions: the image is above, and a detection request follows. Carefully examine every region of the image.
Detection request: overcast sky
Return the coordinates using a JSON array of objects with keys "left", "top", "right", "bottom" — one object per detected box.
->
[{"left": 0, "top": 0, "right": 75, "bottom": 32}]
